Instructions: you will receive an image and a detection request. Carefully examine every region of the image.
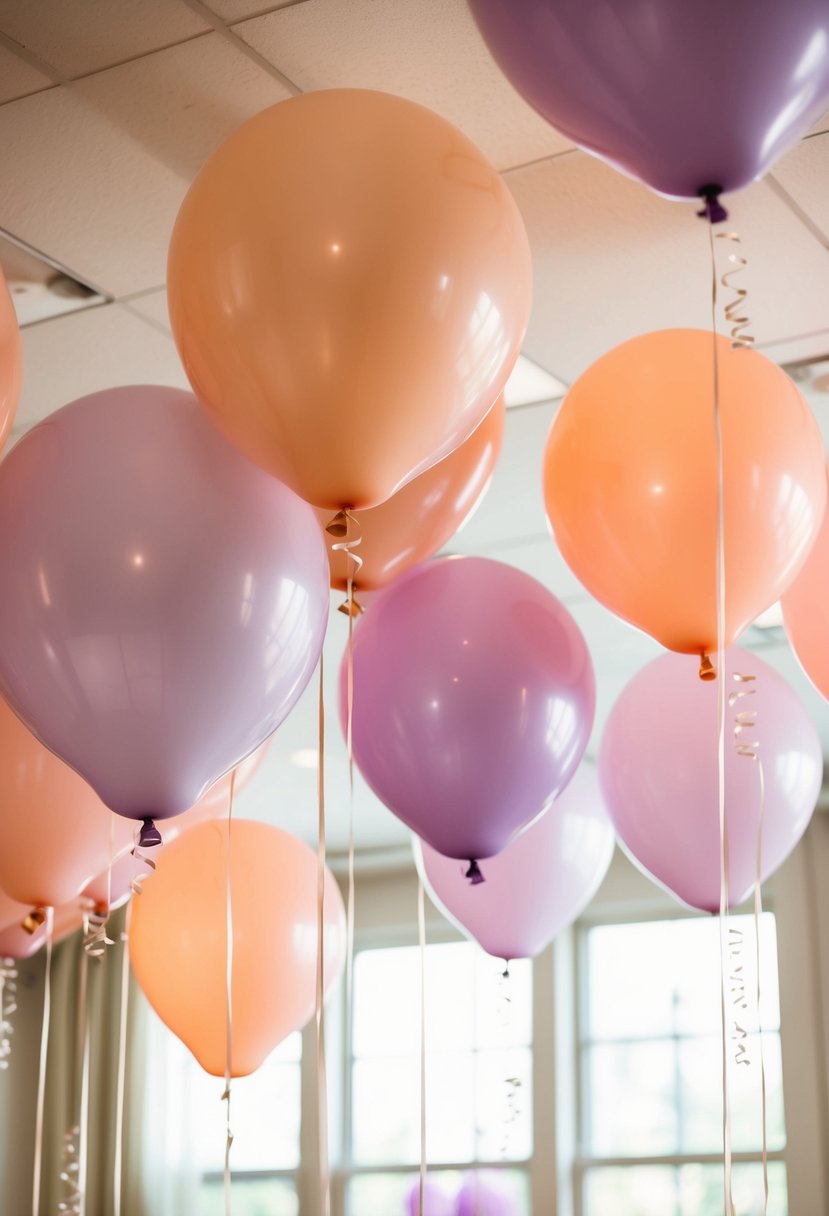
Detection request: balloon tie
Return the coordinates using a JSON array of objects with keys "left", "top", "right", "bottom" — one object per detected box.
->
[
  {"left": 137, "top": 818, "right": 162, "bottom": 849},
  {"left": 223, "top": 770, "right": 237, "bottom": 1216},
  {"left": 0, "top": 956, "right": 18, "bottom": 1070},
  {"left": 417, "top": 877, "right": 427, "bottom": 1216},
  {"left": 32, "top": 907, "right": 54, "bottom": 1216},
  {"left": 316, "top": 658, "right": 331, "bottom": 1216},
  {"left": 698, "top": 184, "right": 729, "bottom": 225},
  {"left": 465, "top": 859, "right": 485, "bottom": 885},
  {"left": 22, "top": 907, "right": 47, "bottom": 935},
  {"left": 327, "top": 509, "right": 365, "bottom": 617},
  {"left": 708, "top": 216, "right": 736, "bottom": 1216},
  {"left": 113, "top": 903, "right": 132, "bottom": 1216}
]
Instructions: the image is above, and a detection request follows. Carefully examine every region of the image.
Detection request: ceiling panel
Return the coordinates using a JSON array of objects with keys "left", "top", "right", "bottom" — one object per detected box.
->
[
  {"left": 0, "top": 34, "right": 293, "bottom": 298},
  {"left": 770, "top": 132, "right": 829, "bottom": 247},
  {"left": 201, "top": 0, "right": 308, "bottom": 22},
  {"left": 14, "top": 302, "right": 189, "bottom": 434},
  {"left": 506, "top": 147, "right": 829, "bottom": 385},
  {"left": 234, "top": 0, "right": 573, "bottom": 171},
  {"left": 0, "top": 0, "right": 209, "bottom": 79},
  {"left": 0, "top": 42, "right": 53, "bottom": 104}
]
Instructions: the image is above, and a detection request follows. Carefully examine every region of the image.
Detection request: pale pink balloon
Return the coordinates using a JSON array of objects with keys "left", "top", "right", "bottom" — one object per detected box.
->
[
  {"left": 599, "top": 648, "right": 822, "bottom": 912},
  {"left": 416, "top": 766, "right": 614, "bottom": 960}
]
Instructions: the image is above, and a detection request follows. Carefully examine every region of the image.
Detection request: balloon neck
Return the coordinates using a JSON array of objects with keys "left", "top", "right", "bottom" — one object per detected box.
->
[
  {"left": 338, "top": 593, "right": 364, "bottom": 618},
  {"left": 696, "top": 185, "right": 729, "bottom": 225},
  {"left": 698, "top": 653, "right": 717, "bottom": 681},
  {"left": 138, "top": 818, "right": 163, "bottom": 848},
  {"left": 325, "top": 510, "right": 352, "bottom": 539},
  {"left": 22, "top": 907, "right": 47, "bottom": 935},
  {"left": 465, "top": 859, "right": 485, "bottom": 885},
  {"left": 502, "top": 961, "right": 511, "bottom": 979}
]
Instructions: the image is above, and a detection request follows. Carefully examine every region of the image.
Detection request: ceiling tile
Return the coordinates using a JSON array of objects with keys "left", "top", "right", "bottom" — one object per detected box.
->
[
  {"left": 0, "top": 42, "right": 53, "bottom": 104},
  {"left": 234, "top": 0, "right": 572, "bottom": 170},
  {"left": 770, "top": 132, "right": 829, "bottom": 247},
  {"left": 0, "top": 34, "right": 293, "bottom": 298},
  {"left": 0, "top": 0, "right": 209, "bottom": 79},
  {"left": 13, "top": 302, "right": 189, "bottom": 434},
  {"left": 127, "top": 288, "right": 172, "bottom": 333},
  {"left": 506, "top": 150, "right": 829, "bottom": 384},
  {"left": 201, "top": 0, "right": 307, "bottom": 22}
]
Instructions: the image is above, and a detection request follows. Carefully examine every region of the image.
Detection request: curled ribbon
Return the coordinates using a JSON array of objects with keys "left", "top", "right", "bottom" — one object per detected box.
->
[
  {"left": 715, "top": 232, "right": 754, "bottom": 350},
  {"left": 0, "top": 957, "right": 17, "bottom": 1070},
  {"left": 326, "top": 510, "right": 364, "bottom": 618},
  {"left": 83, "top": 902, "right": 115, "bottom": 960},
  {"left": 129, "top": 843, "right": 157, "bottom": 896},
  {"left": 57, "top": 1125, "right": 82, "bottom": 1215}
]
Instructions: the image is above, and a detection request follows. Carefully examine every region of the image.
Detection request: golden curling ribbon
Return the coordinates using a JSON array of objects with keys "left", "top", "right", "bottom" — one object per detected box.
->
[
  {"left": 715, "top": 232, "right": 754, "bottom": 350},
  {"left": 326, "top": 509, "right": 364, "bottom": 617},
  {"left": 0, "top": 956, "right": 17, "bottom": 1070}
]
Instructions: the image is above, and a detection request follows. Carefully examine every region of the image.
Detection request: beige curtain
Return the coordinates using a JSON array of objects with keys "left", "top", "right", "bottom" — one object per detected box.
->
[{"left": 0, "top": 907, "right": 153, "bottom": 1216}]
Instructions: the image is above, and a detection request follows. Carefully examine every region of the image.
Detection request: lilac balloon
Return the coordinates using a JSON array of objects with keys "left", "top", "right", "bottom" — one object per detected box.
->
[
  {"left": 416, "top": 766, "right": 614, "bottom": 960},
  {"left": 0, "top": 386, "right": 328, "bottom": 837},
  {"left": 468, "top": 0, "right": 829, "bottom": 200},
  {"left": 404, "top": 1176, "right": 455, "bottom": 1216},
  {"left": 456, "top": 1171, "right": 518, "bottom": 1216},
  {"left": 343, "top": 556, "right": 594, "bottom": 864},
  {"left": 599, "top": 649, "right": 822, "bottom": 912}
]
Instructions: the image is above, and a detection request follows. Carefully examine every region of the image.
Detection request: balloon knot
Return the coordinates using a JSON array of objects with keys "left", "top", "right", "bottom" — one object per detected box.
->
[
  {"left": 138, "top": 818, "right": 163, "bottom": 848},
  {"left": 502, "top": 961, "right": 510, "bottom": 979},
  {"left": 22, "top": 907, "right": 47, "bottom": 935},
  {"left": 697, "top": 185, "right": 729, "bottom": 225},
  {"left": 699, "top": 653, "right": 717, "bottom": 681},
  {"left": 325, "top": 510, "right": 349, "bottom": 539},
  {"left": 337, "top": 594, "right": 365, "bottom": 618},
  {"left": 465, "top": 859, "right": 485, "bottom": 885}
]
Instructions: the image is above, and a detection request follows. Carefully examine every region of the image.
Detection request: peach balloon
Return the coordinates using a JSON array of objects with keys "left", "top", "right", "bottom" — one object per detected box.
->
[
  {"left": 782, "top": 464, "right": 829, "bottom": 701},
  {"left": 543, "top": 329, "right": 826, "bottom": 656},
  {"left": 130, "top": 820, "right": 346, "bottom": 1077},
  {"left": 0, "top": 698, "right": 131, "bottom": 909},
  {"left": 168, "top": 89, "right": 531, "bottom": 511},
  {"left": 315, "top": 398, "right": 505, "bottom": 592},
  {"left": 0, "top": 267, "right": 21, "bottom": 454}
]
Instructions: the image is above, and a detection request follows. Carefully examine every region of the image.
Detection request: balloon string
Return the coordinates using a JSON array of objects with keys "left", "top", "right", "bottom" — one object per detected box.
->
[
  {"left": 129, "top": 839, "right": 156, "bottom": 897},
  {"left": 113, "top": 902, "right": 132, "bottom": 1216},
  {"left": 317, "top": 658, "right": 331, "bottom": 1216},
  {"left": 496, "top": 967, "right": 521, "bottom": 1159},
  {"left": 345, "top": 565, "right": 357, "bottom": 1042},
  {"left": 707, "top": 211, "right": 736, "bottom": 1216},
  {"left": 32, "top": 907, "right": 53, "bottom": 1216},
  {"left": 84, "top": 818, "right": 117, "bottom": 959},
  {"left": 327, "top": 509, "right": 364, "bottom": 619},
  {"left": 0, "top": 955, "right": 18, "bottom": 1069},
  {"left": 417, "top": 877, "right": 427, "bottom": 1216},
  {"left": 59, "top": 913, "right": 90, "bottom": 1216},
  {"left": 223, "top": 769, "right": 237, "bottom": 1216}
]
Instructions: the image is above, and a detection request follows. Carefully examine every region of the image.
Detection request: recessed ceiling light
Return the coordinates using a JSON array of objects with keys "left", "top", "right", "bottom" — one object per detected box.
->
[
  {"left": 1, "top": 229, "right": 108, "bottom": 327},
  {"left": 504, "top": 354, "right": 567, "bottom": 409}
]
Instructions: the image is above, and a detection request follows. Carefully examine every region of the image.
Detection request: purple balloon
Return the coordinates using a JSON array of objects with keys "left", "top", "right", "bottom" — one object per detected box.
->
[
  {"left": 404, "top": 1176, "right": 455, "bottom": 1216},
  {"left": 468, "top": 0, "right": 829, "bottom": 200},
  {"left": 343, "top": 556, "right": 594, "bottom": 864},
  {"left": 598, "top": 648, "right": 822, "bottom": 912},
  {"left": 416, "top": 765, "right": 614, "bottom": 960},
  {"left": 0, "top": 387, "right": 329, "bottom": 837},
  {"left": 456, "top": 1171, "right": 518, "bottom": 1216}
]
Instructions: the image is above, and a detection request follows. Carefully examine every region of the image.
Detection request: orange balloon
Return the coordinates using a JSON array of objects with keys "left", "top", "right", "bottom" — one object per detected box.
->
[
  {"left": 168, "top": 89, "right": 531, "bottom": 511},
  {"left": 543, "top": 329, "right": 826, "bottom": 656},
  {"left": 0, "top": 267, "right": 21, "bottom": 454},
  {"left": 315, "top": 397, "right": 505, "bottom": 592},
  {"left": 130, "top": 820, "right": 346, "bottom": 1077},
  {"left": 782, "top": 464, "right": 829, "bottom": 700},
  {"left": 0, "top": 697, "right": 129, "bottom": 908}
]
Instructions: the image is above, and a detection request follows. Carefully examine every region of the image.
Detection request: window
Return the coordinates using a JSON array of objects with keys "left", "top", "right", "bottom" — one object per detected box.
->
[
  {"left": 343, "top": 940, "right": 533, "bottom": 1215},
  {"left": 577, "top": 912, "right": 787, "bottom": 1216}
]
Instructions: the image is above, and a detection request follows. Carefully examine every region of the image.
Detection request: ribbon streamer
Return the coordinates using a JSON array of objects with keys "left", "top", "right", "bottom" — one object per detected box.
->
[
  {"left": 83, "top": 903, "right": 115, "bottom": 960},
  {"left": 715, "top": 231, "right": 754, "bottom": 350},
  {"left": 32, "top": 908, "right": 54, "bottom": 1216},
  {"left": 113, "top": 905, "right": 132, "bottom": 1216},
  {"left": 0, "top": 956, "right": 17, "bottom": 1070},
  {"left": 326, "top": 509, "right": 364, "bottom": 619},
  {"left": 707, "top": 211, "right": 736, "bottom": 1216},
  {"left": 223, "top": 770, "right": 237, "bottom": 1216},
  {"left": 417, "top": 878, "right": 427, "bottom": 1216},
  {"left": 316, "top": 658, "right": 331, "bottom": 1216}
]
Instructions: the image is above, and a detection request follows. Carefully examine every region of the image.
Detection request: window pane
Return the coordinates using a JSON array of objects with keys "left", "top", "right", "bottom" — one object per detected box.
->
[
  {"left": 200, "top": 1177, "right": 298, "bottom": 1216},
  {"left": 585, "top": 1041, "right": 677, "bottom": 1156},
  {"left": 679, "top": 1033, "right": 785, "bottom": 1155},
  {"left": 584, "top": 1164, "right": 677, "bottom": 1216},
  {"left": 347, "top": 1169, "right": 530, "bottom": 1216},
  {"left": 586, "top": 914, "right": 780, "bottom": 1043},
  {"left": 678, "top": 1161, "right": 787, "bottom": 1216},
  {"left": 353, "top": 947, "right": 420, "bottom": 1058}
]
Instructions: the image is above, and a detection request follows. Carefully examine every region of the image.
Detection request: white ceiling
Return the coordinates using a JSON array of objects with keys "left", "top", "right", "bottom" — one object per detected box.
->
[{"left": 1, "top": 0, "right": 828, "bottom": 856}]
